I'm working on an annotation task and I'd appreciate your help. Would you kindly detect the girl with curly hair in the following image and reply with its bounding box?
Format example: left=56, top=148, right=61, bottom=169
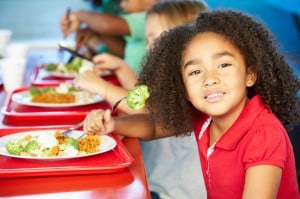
left=83, top=10, right=300, bottom=198
left=141, top=1, right=208, bottom=198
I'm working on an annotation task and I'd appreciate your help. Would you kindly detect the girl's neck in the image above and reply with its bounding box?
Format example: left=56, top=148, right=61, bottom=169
left=209, top=98, right=249, bottom=146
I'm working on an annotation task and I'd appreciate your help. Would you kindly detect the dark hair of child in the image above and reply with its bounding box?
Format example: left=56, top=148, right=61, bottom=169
left=138, top=10, right=300, bottom=136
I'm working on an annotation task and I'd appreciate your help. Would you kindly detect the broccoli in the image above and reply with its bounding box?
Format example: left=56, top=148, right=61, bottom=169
left=44, top=63, right=57, bottom=71
left=68, top=86, right=78, bottom=92
left=24, top=140, right=40, bottom=156
left=66, top=137, right=79, bottom=149
left=5, top=138, right=24, bottom=155
left=29, top=87, right=55, bottom=97
left=41, top=87, right=55, bottom=94
left=60, top=137, right=78, bottom=150
left=71, top=57, right=82, bottom=66
left=66, top=57, right=82, bottom=72
left=29, top=87, right=42, bottom=96
left=127, top=84, right=150, bottom=110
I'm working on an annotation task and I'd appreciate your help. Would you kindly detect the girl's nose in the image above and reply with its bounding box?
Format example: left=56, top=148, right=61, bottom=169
left=204, top=80, right=218, bottom=87
left=204, top=72, right=219, bottom=87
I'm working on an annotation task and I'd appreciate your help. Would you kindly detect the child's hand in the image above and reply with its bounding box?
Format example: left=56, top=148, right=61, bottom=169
left=92, top=53, right=124, bottom=75
left=83, top=109, right=115, bottom=135
left=75, top=28, right=98, bottom=50
left=74, top=70, right=106, bottom=94
left=60, top=12, right=81, bottom=37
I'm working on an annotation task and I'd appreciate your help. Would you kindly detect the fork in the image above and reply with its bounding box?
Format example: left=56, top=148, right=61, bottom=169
left=61, top=121, right=84, bottom=136
left=111, top=97, right=126, bottom=113
left=62, top=96, right=126, bottom=137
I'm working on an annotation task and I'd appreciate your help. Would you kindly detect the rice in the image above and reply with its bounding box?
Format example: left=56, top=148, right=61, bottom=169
left=31, top=93, right=75, bottom=103
left=78, top=135, right=101, bottom=153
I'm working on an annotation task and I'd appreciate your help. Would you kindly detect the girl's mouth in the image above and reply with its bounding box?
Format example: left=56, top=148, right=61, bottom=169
left=204, top=92, right=226, bottom=103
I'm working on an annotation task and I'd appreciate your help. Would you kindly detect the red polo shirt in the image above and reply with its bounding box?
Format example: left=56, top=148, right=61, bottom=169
left=194, top=95, right=299, bottom=199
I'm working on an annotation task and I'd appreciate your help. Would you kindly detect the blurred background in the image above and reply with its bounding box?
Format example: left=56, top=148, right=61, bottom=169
left=0, top=0, right=299, bottom=70
left=0, top=0, right=89, bottom=47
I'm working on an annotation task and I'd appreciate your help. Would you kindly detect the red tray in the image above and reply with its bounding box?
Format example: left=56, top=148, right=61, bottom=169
left=0, top=134, right=134, bottom=178
left=30, top=65, right=121, bottom=86
left=1, top=88, right=115, bottom=126
left=30, top=65, right=74, bottom=86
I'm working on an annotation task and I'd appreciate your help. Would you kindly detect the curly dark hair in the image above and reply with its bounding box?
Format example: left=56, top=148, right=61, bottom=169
left=138, top=10, right=300, bottom=136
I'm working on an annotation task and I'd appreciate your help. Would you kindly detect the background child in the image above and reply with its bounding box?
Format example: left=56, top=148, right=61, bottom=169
left=74, top=0, right=208, bottom=114
left=83, top=10, right=300, bottom=198
left=60, top=0, right=158, bottom=73
left=78, top=0, right=124, bottom=57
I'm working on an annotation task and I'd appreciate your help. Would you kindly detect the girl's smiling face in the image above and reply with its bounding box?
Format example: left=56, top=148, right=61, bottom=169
left=181, top=32, right=256, bottom=120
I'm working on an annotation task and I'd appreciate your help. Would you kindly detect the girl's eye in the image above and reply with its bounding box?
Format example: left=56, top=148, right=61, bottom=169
left=219, top=63, right=231, bottom=68
left=189, top=70, right=201, bottom=76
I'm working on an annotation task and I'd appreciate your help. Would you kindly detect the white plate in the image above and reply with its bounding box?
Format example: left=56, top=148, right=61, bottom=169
left=0, top=130, right=117, bottom=160
left=11, top=90, right=103, bottom=108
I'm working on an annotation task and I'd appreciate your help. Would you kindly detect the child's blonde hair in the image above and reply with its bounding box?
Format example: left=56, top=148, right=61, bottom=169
left=147, top=1, right=208, bottom=29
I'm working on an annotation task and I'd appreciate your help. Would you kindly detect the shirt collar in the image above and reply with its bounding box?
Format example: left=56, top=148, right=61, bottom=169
left=196, top=95, right=267, bottom=150
left=215, top=95, right=267, bottom=150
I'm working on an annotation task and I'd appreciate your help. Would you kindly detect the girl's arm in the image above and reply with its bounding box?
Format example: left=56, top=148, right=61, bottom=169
left=242, top=165, right=282, bottom=199
left=83, top=109, right=173, bottom=140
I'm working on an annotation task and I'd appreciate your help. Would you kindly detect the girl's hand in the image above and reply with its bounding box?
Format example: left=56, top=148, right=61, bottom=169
left=83, top=109, right=115, bottom=135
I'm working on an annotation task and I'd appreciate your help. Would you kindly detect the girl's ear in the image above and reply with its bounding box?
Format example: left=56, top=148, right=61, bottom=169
left=246, top=66, right=257, bottom=87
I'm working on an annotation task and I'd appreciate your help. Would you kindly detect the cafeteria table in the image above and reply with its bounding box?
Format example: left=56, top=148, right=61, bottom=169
left=0, top=48, right=151, bottom=199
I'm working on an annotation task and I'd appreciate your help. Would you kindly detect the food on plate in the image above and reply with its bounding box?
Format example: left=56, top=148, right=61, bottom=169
left=127, top=84, right=150, bottom=110
left=78, top=135, right=100, bottom=154
left=29, top=83, right=96, bottom=104
left=31, top=93, right=75, bottom=103
left=5, top=130, right=102, bottom=157
left=43, top=57, right=93, bottom=75
left=44, top=57, right=82, bottom=73
left=5, top=137, right=24, bottom=155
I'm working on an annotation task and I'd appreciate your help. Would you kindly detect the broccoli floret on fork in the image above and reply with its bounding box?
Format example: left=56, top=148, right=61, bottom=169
left=126, top=84, right=150, bottom=111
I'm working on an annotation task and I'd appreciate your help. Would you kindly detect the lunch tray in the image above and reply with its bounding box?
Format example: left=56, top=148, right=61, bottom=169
left=0, top=134, right=134, bottom=178
left=1, top=87, right=114, bottom=126
left=30, top=65, right=121, bottom=86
